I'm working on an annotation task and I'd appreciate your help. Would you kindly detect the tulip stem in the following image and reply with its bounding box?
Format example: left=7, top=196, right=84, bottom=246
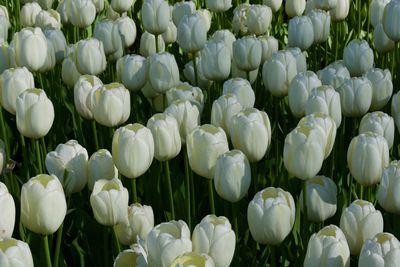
left=155, top=34, right=159, bottom=53
left=208, top=179, right=215, bottom=214
left=359, top=184, right=364, bottom=200
left=231, top=202, right=238, bottom=239
left=33, top=138, right=43, bottom=173
left=192, top=53, right=199, bottom=86
left=302, top=181, right=308, bottom=240
left=91, top=120, right=99, bottom=151
left=184, top=148, right=191, bottom=229
left=131, top=178, right=138, bottom=203
left=0, top=107, right=10, bottom=160
left=43, top=235, right=52, bottom=267
left=53, top=223, right=64, bottom=267
left=112, top=227, right=122, bottom=253
left=165, top=160, right=175, bottom=220
left=246, top=71, right=250, bottom=83
left=270, top=245, right=277, bottom=266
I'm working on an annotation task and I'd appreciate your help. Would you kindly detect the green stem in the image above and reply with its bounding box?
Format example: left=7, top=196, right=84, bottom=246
left=358, top=0, right=362, bottom=38
left=92, top=120, right=99, bottom=151
left=232, top=202, right=238, bottom=239
left=53, top=223, right=64, bottom=267
left=246, top=71, right=250, bottom=83
left=131, top=178, right=138, bottom=203
left=43, top=235, right=52, bottom=267
left=155, top=34, right=159, bottom=53
left=184, top=148, right=191, bottom=229
left=359, top=184, right=364, bottom=200
left=34, top=139, right=43, bottom=173
left=208, top=179, right=215, bottom=214
left=20, top=133, right=29, bottom=180
left=165, top=160, right=175, bottom=220
left=252, top=162, right=258, bottom=195
left=112, top=227, right=122, bottom=253
left=303, top=181, right=308, bottom=240
left=271, top=245, right=277, bottom=266
left=189, top=158, right=196, bottom=225
left=72, top=238, right=85, bottom=267
left=192, top=53, right=199, bottom=86
left=0, top=108, right=10, bottom=160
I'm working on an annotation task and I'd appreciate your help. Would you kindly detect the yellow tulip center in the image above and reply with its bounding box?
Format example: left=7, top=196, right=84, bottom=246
left=173, top=254, right=206, bottom=266
left=101, top=181, right=120, bottom=191
left=261, top=188, right=278, bottom=200
left=318, top=226, right=337, bottom=237
left=309, top=176, right=325, bottom=186
left=0, top=239, right=17, bottom=251
left=125, top=123, right=144, bottom=132
left=376, top=233, right=391, bottom=244
left=32, top=174, right=53, bottom=187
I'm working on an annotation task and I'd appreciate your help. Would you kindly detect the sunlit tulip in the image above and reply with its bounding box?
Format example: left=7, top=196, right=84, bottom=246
left=308, top=9, right=330, bottom=43
left=75, top=38, right=107, bottom=75
left=35, top=9, right=61, bottom=30
left=139, top=31, right=165, bottom=57
left=285, top=0, right=306, bottom=17
left=73, top=75, right=102, bottom=120
left=369, top=0, right=390, bottom=28
left=337, top=77, right=372, bottom=117
left=88, top=149, right=118, bottom=191
left=383, top=0, right=400, bottom=41
left=162, top=21, right=177, bottom=45
left=330, top=0, right=350, bottom=21
left=111, top=0, right=134, bottom=13
left=20, top=3, right=42, bottom=27
left=141, top=0, right=170, bottom=35
left=222, top=78, right=255, bottom=108
left=304, top=225, right=350, bottom=267
left=288, top=16, right=314, bottom=51
left=37, top=39, right=56, bottom=73
left=196, top=9, right=212, bottom=32
left=374, top=23, right=395, bottom=53
left=211, top=94, right=243, bottom=136
left=206, top=0, right=231, bottom=12
left=315, top=0, right=337, bottom=10
left=177, top=13, right=207, bottom=53
left=343, top=39, right=374, bottom=76
left=248, top=187, right=295, bottom=245
left=166, top=82, right=204, bottom=112
left=364, top=68, right=393, bottom=111
left=172, top=1, right=196, bottom=26
left=377, top=160, right=400, bottom=214
left=232, top=35, right=262, bottom=72
left=112, top=123, right=155, bottom=179
left=171, top=252, right=215, bottom=267
left=147, top=52, right=180, bottom=93
left=232, top=5, right=248, bottom=35
left=0, top=182, right=15, bottom=238
left=259, top=35, right=279, bottom=64
left=67, top=0, right=96, bottom=28
left=0, top=238, right=34, bottom=267
left=201, top=41, right=231, bottom=81
left=61, top=51, right=81, bottom=87
left=21, top=174, right=67, bottom=235
left=340, top=200, right=384, bottom=255
left=115, top=16, right=137, bottom=49
left=116, top=55, right=147, bottom=92
left=359, top=112, right=394, bottom=149
left=359, top=232, right=400, bottom=267
left=114, top=244, right=148, bottom=267
left=286, top=47, right=307, bottom=73
left=210, top=29, right=236, bottom=58
left=246, top=5, right=272, bottom=36
left=318, top=60, right=350, bottom=89
left=263, top=0, right=282, bottom=12
left=45, top=140, right=88, bottom=195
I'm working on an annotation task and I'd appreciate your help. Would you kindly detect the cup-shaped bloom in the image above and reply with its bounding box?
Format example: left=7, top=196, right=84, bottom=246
left=285, top=0, right=306, bottom=17
left=232, top=35, right=262, bottom=72
left=115, top=16, right=137, bottom=49
left=34, top=9, right=61, bottom=30
left=246, top=5, right=272, bottom=36
left=370, top=0, right=390, bottom=28
left=147, top=220, right=192, bottom=267
left=147, top=52, right=180, bottom=93
left=201, top=41, right=231, bottom=81
left=337, top=77, right=373, bottom=117
left=286, top=47, right=307, bottom=73
left=288, top=71, right=322, bottom=118
left=259, top=35, right=279, bottom=64
left=90, top=178, right=128, bottom=226
left=114, top=244, right=148, bottom=267
left=21, top=174, right=67, bottom=235
left=166, top=82, right=204, bottom=113
left=283, top=124, right=325, bottom=180
left=288, top=16, right=314, bottom=51
left=147, top=113, right=181, bottom=161
left=165, top=100, right=200, bottom=144
left=16, top=89, right=54, bottom=139
left=37, top=39, right=56, bottom=73
left=299, top=176, right=337, bottom=222
left=177, top=13, right=207, bottom=53
left=374, top=23, right=395, bottom=53
left=214, top=150, right=251, bottom=202
left=45, top=140, right=88, bottom=195
left=0, top=238, right=34, bottom=267
left=222, top=78, right=255, bottom=108
left=306, top=85, right=342, bottom=127
left=211, top=94, right=243, bottom=136
left=0, top=183, right=15, bottom=239
left=231, top=4, right=247, bottom=35
left=343, top=39, right=374, bottom=77
left=61, top=54, right=81, bottom=87
left=87, top=149, right=118, bottom=191
left=171, top=252, right=215, bottom=267
left=378, top=161, right=400, bottom=214
left=162, top=21, right=177, bottom=45
left=88, top=83, right=130, bottom=127
left=318, top=60, right=350, bottom=89
left=139, top=31, right=165, bottom=57
left=348, top=132, right=389, bottom=186
left=73, top=75, right=102, bottom=120
left=206, top=0, right=231, bottom=12
left=183, top=56, right=213, bottom=90
left=94, top=19, right=123, bottom=57
left=186, top=124, right=229, bottom=179
left=196, top=9, right=212, bottom=32
left=66, top=0, right=96, bottom=28
left=211, top=29, right=236, bottom=58
left=112, top=123, right=155, bottom=178
left=44, top=28, right=67, bottom=63
left=172, top=1, right=196, bottom=26
left=0, top=67, right=34, bottom=115
left=364, top=68, right=393, bottom=111
left=304, top=225, right=350, bottom=267
left=192, top=215, right=235, bottom=267
left=11, top=27, right=48, bottom=72
left=308, top=9, right=330, bottom=43
left=20, top=2, right=42, bottom=27
left=248, top=187, right=295, bottom=245
left=111, top=0, right=134, bottom=13
left=141, top=0, right=170, bottom=35
left=229, top=108, right=271, bottom=162
left=340, top=200, right=384, bottom=255
left=383, top=0, right=400, bottom=42
left=263, top=50, right=297, bottom=97
left=359, top=232, right=400, bottom=267
left=330, top=0, right=350, bottom=21
left=263, top=0, right=282, bottom=12
left=115, top=203, right=154, bottom=245
left=359, top=112, right=394, bottom=149
left=75, top=38, right=107, bottom=75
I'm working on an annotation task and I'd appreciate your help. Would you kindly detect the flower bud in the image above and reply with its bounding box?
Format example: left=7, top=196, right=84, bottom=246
left=318, top=60, right=350, bottom=89
left=35, top=9, right=61, bottom=30
left=206, top=0, right=231, bottom=12
left=44, top=28, right=67, bottom=63
left=177, top=13, right=207, bottom=53
left=74, top=75, right=103, bottom=120
left=337, top=77, right=372, bottom=117
left=359, top=112, right=394, bottom=149
left=116, top=16, right=137, bottom=49
left=246, top=5, right=272, bottom=36
left=377, top=160, right=400, bottom=214
left=211, top=29, right=236, bottom=58
left=286, top=47, right=307, bottom=73
left=259, top=35, right=279, bottom=64
left=359, top=232, right=400, bottom=267
left=20, top=3, right=42, bottom=27
left=364, top=68, right=393, bottom=111
left=343, top=39, right=374, bottom=76
left=374, top=23, right=395, bottom=53
left=147, top=52, right=180, bottom=93
left=248, top=187, right=296, bottom=245
left=116, top=55, right=147, bottom=92
left=94, top=19, right=123, bottom=57
left=139, top=31, right=165, bottom=57
left=111, top=0, right=134, bottom=13
left=172, top=1, right=196, bottom=26
left=62, top=54, right=81, bottom=87
left=201, top=41, right=231, bottom=81
left=288, top=16, right=314, bottom=51
left=162, top=21, right=177, bottom=45
left=0, top=182, right=15, bottom=238
left=369, top=0, right=390, bottom=28
left=383, top=0, right=400, bottom=41
left=211, top=94, right=243, bottom=136
left=141, top=0, right=170, bottom=35
left=308, top=9, right=330, bottom=43
left=171, top=252, right=215, bottom=267
left=222, top=78, right=255, bottom=108
left=233, top=35, right=262, bottom=72
left=88, top=149, right=118, bottom=191
left=67, top=0, right=96, bottom=28
left=285, top=0, right=306, bottom=17
left=330, top=0, right=350, bottom=21
left=75, top=38, right=107, bottom=75
left=263, top=0, right=282, bottom=12
left=166, top=82, right=204, bottom=112
left=0, top=238, right=34, bottom=267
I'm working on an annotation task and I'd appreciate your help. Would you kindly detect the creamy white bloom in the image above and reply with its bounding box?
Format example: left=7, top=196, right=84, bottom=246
left=263, top=0, right=282, bottom=12
left=211, top=94, right=243, bottom=137
left=288, top=16, right=314, bottom=50
left=369, top=0, right=390, bottom=28
left=111, top=0, right=134, bottom=13
left=359, top=232, right=400, bottom=267
left=0, top=182, right=15, bottom=239
left=308, top=9, right=331, bottom=43
left=116, top=55, right=147, bottom=92
left=74, top=75, right=103, bottom=120
left=211, top=29, right=236, bottom=58
left=66, top=0, right=96, bottom=28
left=343, top=39, right=374, bottom=77
left=172, top=1, right=196, bottom=26
left=337, top=77, right=373, bottom=117
left=0, top=238, right=34, bottom=267
left=330, top=0, right=350, bottom=21
left=75, top=38, right=107, bottom=75
left=364, top=68, right=393, bottom=111
left=171, top=252, right=215, bottom=267
left=35, top=9, right=61, bottom=30
left=206, top=0, right=231, bottom=12
left=113, top=244, right=148, bottom=267
left=378, top=161, right=400, bottom=214
left=318, top=60, right=351, bottom=89
left=44, top=28, right=67, bottom=63
left=285, top=0, right=306, bottom=17
left=201, top=41, right=231, bottom=81
left=166, top=82, right=204, bottom=113
left=374, top=23, right=395, bottom=53
left=232, top=35, right=262, bottom=72
left=222, top=78, right=255, bottom=108
left=246, top=5, right=272, bottom=36
left=259, top=35, right=279, bottom=64
left=177, top=13, right=207, bottom=53
left=147, top=52, right=180, bottom=93
left=162, top=21, right=177, bottom=45
left=383, top=0, right=400, bottom=41
left=359, top=112, right=394, bottom=148
left=139, top=31, right=165, bottom=57
left=88, top=149, right=118, bottom=191
left=20, top=3, right=42, bottom=27
left=141, top=0, right=170, bottom=35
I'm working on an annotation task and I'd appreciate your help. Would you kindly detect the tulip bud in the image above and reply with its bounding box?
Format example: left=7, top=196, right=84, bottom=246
left=147, top=220, right=192, bottom=267
left=165, top=100, right=200, bottom=144
left=0, top=67, right=34, bottom=115
left=112, top=123, right=155, bottom=178
left=37, top=39, right=56, bottom=73
left=116, top=55, right=147, bottom=92
left=232, top=35, right=262, bottom=72
left=201, top=41, right=231, bottom=81
left=87, top=149, right=118, bottom=191
left=308, top=9, right=331, bottom=43
left=259, top=35, right=279, bottom=64
left=214, top=150, right=251, bottom=203
left=343, top=39, right=374, bottom=76
left=262, top=0, right=282, bottom=12
left=369, top=0, right=390, bottom=28
left=115, top=203, right=154, bottom=245
left=330, top=0, right=350, bottom=21
left=67, top=0, right=96, bottom=28
left=177, top=13, right=207, bottom=53
left=318, top=60, right=350, bottom=89
left=285, top=0, right=306, bottom=17
left=171, top=252, right=215, bottom=267
left=364, top=68, right=393, bottom=111
left=246, top=5, right=272, bottom=36
left=56, top=0, right=69, bottom=24
left=0, top=43, right=14, bottom=75
left=192, top=215, right=235, bottom=267
left=88, top=83, right=130, bottom=127
left=377, top=161, right=400, bottom=214
left=111, top=0, right=134, bottom=13
left=263, top=50, right=297, bottom=97
left=230, top=108, right=271, bottom=162
left=337, top=77, right=373, bottom=117
left=195, top=9, right=211, bottom=32
left=340, top=200, right=384, bottom=255
left=348, top=132, right=389, bottom=186
left=288, top=16, right=314, bottom=51
left=206, top=0, right=231, bottom=12
left=44, top=28, right=67, bottom=63
left=359, top=232, right=400, bottom=267
left=286, top=47, right=307, bottom=73
left=114, top=244, right=148, bottom=267
left=94, top=19, right=123, bottom=57
left=73, top=75, right=102, bottom=120
left=75, top=38, right=107, bottom=75
left=315, top=0, right=337, bottom=10
left=374, top=23, right=395, bottom=53
left=141, top=0, right=170, bottom=35
left=248, top=187, right=295, bottom=245
left=304, top=225, right=350, bottom=267
left=383, top=0, right=400, bottom=41
left=299, top=176, right=337, bottom=222
left=305, top=85, right=342, bottom=127
left=222, top=78, right=255, bottom=108
left=0, top=238, right=34, bottom=267
left=90, top=178, right=129, bottom=226
left=162, top=21, right=177, bottom=45
left=172, top=1, right=196, bottom=26
left=166, top=82, right=204, bottom=112
left=21, top=174, right=67, bottom=235
left=139, top=31, right=165, bottom=57
left=186, top=124, right=229, bottom=179
left=288, top=71, right=322, bottom=118
left=211, top=30, right=236, bottom=58
left=211, top=94, right=243, bottom=136
left=62, top=55, right=81, bottom=87
left=16, top=89, right=54, bottom=139
left=0, top=182, right=15, bottom=238
left=147, top=52, right=180, bottom=93
left=115, top=16, right=137, bottom=49
left=20, top=3, right=42, bottom=27
left=45, top=140, right=89, bottom=195
left=359, top=112, right=394, bottom=149
left=35, top=9, right=61, bottom=30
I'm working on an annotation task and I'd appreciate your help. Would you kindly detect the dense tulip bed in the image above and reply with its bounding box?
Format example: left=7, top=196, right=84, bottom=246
left=1, top=0, right=400, bottom=266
